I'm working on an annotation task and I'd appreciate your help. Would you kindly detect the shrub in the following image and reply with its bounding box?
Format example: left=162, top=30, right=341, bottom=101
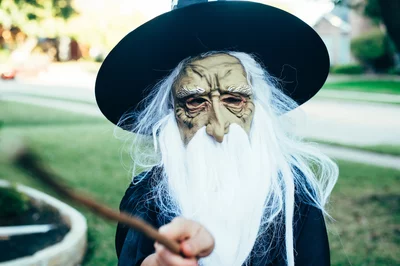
left=330, top=64, right=364, bottom=74
left=0, top=186, right=29, bottom=218
left=387, top=67, right=400, bottom=75
left=351, top=29, right=393, bottom=70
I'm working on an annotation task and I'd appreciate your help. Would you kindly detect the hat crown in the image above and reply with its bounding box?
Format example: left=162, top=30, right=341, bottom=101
left=172, top=0, right=227, bottom=10
left=96, top=0, right=330, bottom=128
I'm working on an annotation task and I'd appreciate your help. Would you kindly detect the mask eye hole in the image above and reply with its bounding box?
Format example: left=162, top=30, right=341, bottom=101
left=186, top=97, right=207, bottom=108
left=221, top=95, right=244, bottom=106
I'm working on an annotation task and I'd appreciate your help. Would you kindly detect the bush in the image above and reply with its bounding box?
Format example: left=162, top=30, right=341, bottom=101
left=330, top=64, right=365, bottom=74
left=351, top=29, right=393, bottom=70
left=0, top=186, right=29, bottom=218
left=388, top=67, right=400, bottom=75
left=351, top=30, right=387, bottom=61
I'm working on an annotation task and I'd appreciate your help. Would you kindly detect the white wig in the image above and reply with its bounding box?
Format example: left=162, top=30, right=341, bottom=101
left=116, top=51, right=338, bottom=265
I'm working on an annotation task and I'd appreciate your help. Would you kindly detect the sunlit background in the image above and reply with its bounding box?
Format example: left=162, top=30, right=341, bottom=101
left=0, top=0, right=399, bottom=265
left=1, top=0, right=336, bottom=64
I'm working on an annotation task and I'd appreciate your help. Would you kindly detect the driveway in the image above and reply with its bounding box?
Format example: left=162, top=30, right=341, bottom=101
left=289, top=98, right=400, bottom=145
left=2, top=79, right=400, bottom=146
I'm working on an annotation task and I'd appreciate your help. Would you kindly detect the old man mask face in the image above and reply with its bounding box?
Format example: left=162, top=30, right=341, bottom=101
left=173, top=54, right=255, bottom=144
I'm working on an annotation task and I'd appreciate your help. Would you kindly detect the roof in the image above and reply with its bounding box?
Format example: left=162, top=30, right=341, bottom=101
left=314, top=12, right=351, bottom=33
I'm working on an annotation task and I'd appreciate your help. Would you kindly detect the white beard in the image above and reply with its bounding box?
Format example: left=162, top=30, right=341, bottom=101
left=158, top=112, right=273, bottom=266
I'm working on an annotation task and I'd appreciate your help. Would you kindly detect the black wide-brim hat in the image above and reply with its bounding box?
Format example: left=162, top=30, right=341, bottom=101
left=95, top=0, right=329, bottom=128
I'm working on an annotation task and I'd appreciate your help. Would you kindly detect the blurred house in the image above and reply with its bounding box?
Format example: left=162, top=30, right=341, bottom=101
left=313, top=6, right=354, bottom=66
left=261, top=0, right=353, bottom=67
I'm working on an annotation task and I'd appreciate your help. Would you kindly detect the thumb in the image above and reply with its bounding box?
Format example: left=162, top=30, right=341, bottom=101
left=181, top=226, right=215, bottom=258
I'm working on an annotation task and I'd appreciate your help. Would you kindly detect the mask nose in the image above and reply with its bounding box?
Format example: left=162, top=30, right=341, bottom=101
left=206, top=98, right=230, bottom=143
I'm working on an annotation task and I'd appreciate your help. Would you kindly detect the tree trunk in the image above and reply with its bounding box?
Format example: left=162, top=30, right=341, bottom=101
left=378, top=0, right=400, bottom=51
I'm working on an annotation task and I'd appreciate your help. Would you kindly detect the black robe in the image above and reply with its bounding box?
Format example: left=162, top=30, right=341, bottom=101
left=115, top=169, right=330, bottom=266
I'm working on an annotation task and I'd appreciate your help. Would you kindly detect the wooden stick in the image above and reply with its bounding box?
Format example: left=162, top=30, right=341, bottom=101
left=10, top=146, right=181, bottom=255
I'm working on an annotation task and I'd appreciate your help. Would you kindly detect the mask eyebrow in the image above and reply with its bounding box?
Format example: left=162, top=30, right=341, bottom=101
left=227, top=84, right=253, bottom=96
left=176, top=86, right=206, bottom=99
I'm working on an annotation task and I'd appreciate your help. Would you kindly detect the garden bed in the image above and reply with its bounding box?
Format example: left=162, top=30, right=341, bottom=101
left=0, top=180, right=87, bottom=266
left=0, top=191, right=70, bottom=262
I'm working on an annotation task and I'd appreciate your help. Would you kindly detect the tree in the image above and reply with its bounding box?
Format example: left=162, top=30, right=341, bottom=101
left=0, top=0, right=76, bottom=21
left=334, top=0, right=400, bottom=70
left=0, top=0, right=77, bottom=35
left=377, top=0, right=400, bottom=53
left=335, top=0, right=399, bottom=49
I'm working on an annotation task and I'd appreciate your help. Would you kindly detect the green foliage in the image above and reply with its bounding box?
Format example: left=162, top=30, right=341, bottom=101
left=333, top=0, right=381, bottom=22
left=1, top=0, right=77, bottom=21
left=51, top=0, right=76, bottom=20
left=388, top=67, right=400, bottom=75
left=0, top=0, right=77, bottom=36
left=0, top=186, right=29, bottom=218
left=364, top=0, right=381, bottom=23
left=351, top=30, right=387, bottom=60
left=330, top=64, right=364, bottom=74
left=351, top=30, right=394, bottom=70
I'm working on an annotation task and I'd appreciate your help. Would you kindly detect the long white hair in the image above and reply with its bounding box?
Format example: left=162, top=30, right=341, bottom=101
left=116, top=51, right=338, bottom=265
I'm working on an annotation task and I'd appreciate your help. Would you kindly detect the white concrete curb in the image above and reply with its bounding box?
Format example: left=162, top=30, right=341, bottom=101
left=0, top=180, right=87, bottom=266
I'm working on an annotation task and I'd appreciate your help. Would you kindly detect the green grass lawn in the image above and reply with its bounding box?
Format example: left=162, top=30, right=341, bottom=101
left=327, top=161, right=400, bottom=265
left=0, top=101, right=103, bottom=128
left=308, top=138, right=400, bottom=157
left=1, top=101, right=399, bottom=265
left=323, top=80, right=400, bottom=95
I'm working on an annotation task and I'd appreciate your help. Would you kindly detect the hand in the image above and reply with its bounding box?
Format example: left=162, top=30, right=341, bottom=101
left=142, top=217, right=215, bottom=266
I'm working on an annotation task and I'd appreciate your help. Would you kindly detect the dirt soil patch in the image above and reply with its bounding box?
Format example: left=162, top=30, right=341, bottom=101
left=0, top=199, right=70, bottom=262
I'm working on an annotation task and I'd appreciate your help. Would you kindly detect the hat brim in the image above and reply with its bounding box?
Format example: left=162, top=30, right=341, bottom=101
left=95, top=1, right=329, bottom=128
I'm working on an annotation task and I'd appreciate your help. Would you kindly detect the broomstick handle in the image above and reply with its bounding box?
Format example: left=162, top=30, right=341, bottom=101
left=11, top=147, right=181, bottom=255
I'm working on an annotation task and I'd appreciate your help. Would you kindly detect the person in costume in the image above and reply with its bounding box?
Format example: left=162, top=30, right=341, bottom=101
left=95, top=1, right=339, bottom=265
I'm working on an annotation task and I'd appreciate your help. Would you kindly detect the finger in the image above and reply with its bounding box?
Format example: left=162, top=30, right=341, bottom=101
left=180, top=226, right=215, bottom=258
left=159, top=217, right=198, bottom=241
left=155, top=243, right=198, bottom=266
